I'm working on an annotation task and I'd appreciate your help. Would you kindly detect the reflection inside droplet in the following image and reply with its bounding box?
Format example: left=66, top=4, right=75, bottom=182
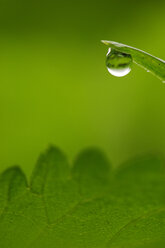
left=106, top=48, right=132, bottom=77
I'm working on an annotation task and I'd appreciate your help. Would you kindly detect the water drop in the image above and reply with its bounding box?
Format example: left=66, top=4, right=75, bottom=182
left=106, top=48, right=132, bottom=77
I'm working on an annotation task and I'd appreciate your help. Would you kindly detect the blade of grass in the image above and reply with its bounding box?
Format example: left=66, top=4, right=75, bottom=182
left=101, top=40, right=165, bottom=81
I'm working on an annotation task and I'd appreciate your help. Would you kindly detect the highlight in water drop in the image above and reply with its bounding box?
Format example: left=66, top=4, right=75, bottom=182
left=106, top=48, right=132, bottom=77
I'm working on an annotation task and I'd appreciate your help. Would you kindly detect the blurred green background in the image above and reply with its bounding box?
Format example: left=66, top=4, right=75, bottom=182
left=0, top=0, right=165, bottom=176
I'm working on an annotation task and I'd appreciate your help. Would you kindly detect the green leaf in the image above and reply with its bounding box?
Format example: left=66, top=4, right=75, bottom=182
left=101, top=40, right=165, bottom=81
left=0, top=146, right=165, bottom=248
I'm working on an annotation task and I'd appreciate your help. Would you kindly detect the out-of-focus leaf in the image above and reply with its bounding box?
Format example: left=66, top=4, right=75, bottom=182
left=0, top=146, right=165, bottom=248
